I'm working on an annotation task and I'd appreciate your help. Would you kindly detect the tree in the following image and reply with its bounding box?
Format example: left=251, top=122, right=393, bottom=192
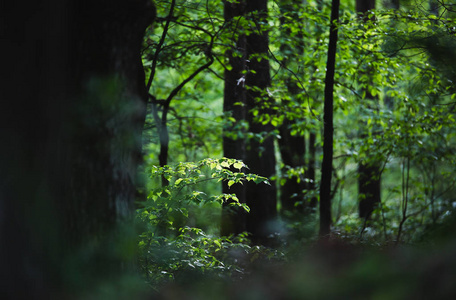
left=144, top=0, right=216, bottom=186
left=319, top=0, right=340, bottom=237
left=277, top=0, right=308, bottom=216
left=244, top=0, right=278, bottom=243
left=220, top=0, right=278, bottom=241
left=355, top=0, right=383, bottom=223
left=221, top=0, right=248, bottom=236
left=0, top=0, right=155, bottom=297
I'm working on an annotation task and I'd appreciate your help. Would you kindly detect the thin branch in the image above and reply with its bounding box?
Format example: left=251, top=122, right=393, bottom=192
left=146, top=0, right=177, bottom=92
left=163, top=53, right=215, bottom=112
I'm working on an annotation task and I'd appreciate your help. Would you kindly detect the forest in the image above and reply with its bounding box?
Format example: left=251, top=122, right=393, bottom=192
left=2, top=0, right=456, bottom=298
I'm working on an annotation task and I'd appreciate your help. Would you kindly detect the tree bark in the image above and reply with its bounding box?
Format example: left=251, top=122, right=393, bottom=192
left=358, top=161, right=382, bottom=219
left=308, top=131, right=318, bottom=209
left=277, top=0, right=308, bottom=216
left=221, top=0, right=248, bottom=236
left=319, top=0, right=340, bottom=238
left=278, top=119, right=306, bottom=213
left=0, top=0, right=155, bottom=296
left=244, top=0, right=278, bottom=243
left=356, top=0, right=376, bottom=12
left=356, top=0, right=382, bottom=222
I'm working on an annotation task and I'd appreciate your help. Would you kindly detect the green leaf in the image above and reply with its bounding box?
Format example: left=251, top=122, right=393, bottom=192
left=221, top=160, right=231, bottom=168
left=253, top=177, right=268, bottom=185
left=233, top=162, right=244, bottom=170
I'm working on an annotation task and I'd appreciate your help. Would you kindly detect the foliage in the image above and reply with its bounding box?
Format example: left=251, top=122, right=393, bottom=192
left=138, top=0, right=456, bottom=294
left=136, top=157, right=281, bottom=287
left=142, top=0, right=226, bottom=165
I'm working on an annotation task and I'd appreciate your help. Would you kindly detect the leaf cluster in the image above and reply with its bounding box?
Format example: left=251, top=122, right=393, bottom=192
left=137, top=157, right=274, bottom=287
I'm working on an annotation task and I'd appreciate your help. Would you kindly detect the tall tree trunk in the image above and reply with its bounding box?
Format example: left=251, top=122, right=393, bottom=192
left=0, top=0, right=155, bottom=297
left=277, top=0, right=308, bottom=216
left=221, top=0, right=248, bottom=236
left=244, top=0, right=278, bottom=243
left=356, top=0, right=382, bottom=222
left=319, top=0, right=340, bottom=238
left=307, top=0, right=324, bottom=211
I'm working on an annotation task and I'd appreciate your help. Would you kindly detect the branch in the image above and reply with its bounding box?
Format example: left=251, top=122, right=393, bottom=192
left=163, top=41, right=215, bottom=114
left=146, top=0, right=177, bottom=92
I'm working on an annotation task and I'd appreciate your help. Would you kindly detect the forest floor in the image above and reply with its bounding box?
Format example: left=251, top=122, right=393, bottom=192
left=154, top=229, right=456, bottom=300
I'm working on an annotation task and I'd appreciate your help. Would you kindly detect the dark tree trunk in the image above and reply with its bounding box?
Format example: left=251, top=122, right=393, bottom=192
left=278, top=119, right=306, bottom=213
left=308, top=131, right=318, bottom=209
left=0, top=0, right=155, bottom=297
left=358, top=162, right=382, bottom=219
left=356, top=0, right=382, bottom=222
left=277, top=0, right=307, bottom=216
left=67, top=0, right=155, bottom=244
left=307, top=0, right=324, bottom=211
left=221, top=0, right=248, bottom=236
left=356, top=0, right=376, bottom=12
left=244, top=0, right=278, bottom=243
left=319, top=0, right=340, bottom=238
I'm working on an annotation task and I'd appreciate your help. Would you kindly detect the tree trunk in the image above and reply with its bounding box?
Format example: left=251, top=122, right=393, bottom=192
left=307, top=0, right=324, bottom=211
left=244, top=0, right=278, bottom=243
left=308, top=131, right=318, bottom=209
left=0, top=0, right=155, bottom=296
left=277, top=0, right=308, bottom=216
left=356, top=0, right=376, bottom=12
left=278, top=119, right=306, bottom=213
left=319, top=0, right=340, bottom=238
left=356, top=0, right=382, bottom=222
left=221, top=0, right=248, bottom=236
left=358, top=162, right=382, bottom=219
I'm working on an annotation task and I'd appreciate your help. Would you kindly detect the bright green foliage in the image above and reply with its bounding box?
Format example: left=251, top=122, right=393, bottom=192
left=325, top=7, right=456, bottom=242
left=246, top=1, right=456, bottom=243
left=142, top=158, right=267, bottom=217
left=137, top=158, right=277, bottom=286
left=142, top=0, right=227, bottom=163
